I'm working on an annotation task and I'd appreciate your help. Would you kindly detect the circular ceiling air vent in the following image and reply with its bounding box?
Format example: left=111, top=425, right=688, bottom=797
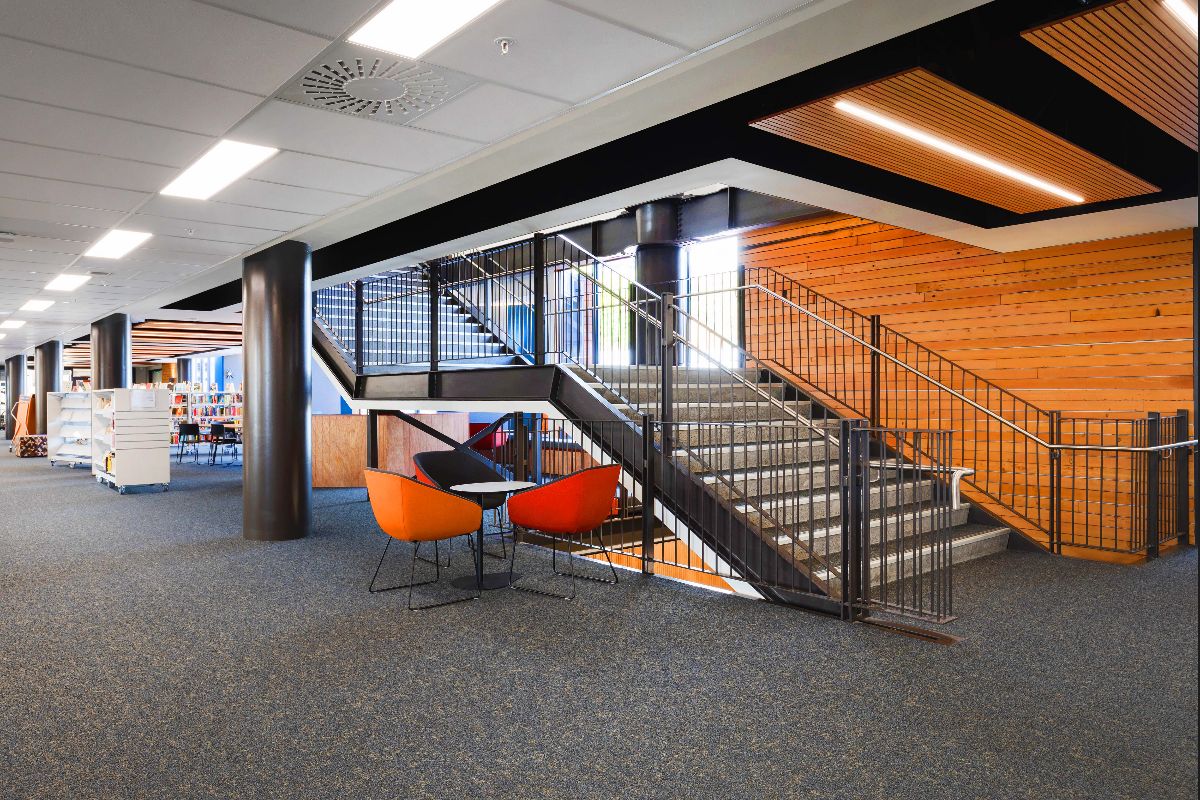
left=301, top=58, right=451, bottom=118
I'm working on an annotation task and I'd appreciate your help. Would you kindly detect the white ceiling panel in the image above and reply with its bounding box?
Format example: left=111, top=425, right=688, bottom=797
left=0, top=235, right=87, bottom=257
left=197, top=0, right=381, bottom=38
left=0, top=38, right=262, bottom=135
left=215, top=180, right=362, bottom=216
left=140, top=235, right=250, bottom=259
left=0, top=215, right=98, bottom=243
left=247, top=152, right=413, bottom=196
left=424, top=0, right=686, bottom=103
left=231, top=101, right=481, bottom=172
left=0, top=140, right=177, bottom=194
left=0, top=173, right=150, bottom=213
left=0, top=198, right=125, bottom=229
left=138, top=195, right=318, bottom=232
left=0, top=97, right=214, bottom=167
left=414, top=83, right=569, bottom=143
left=561, top=0, right=815, bottom=50
left=127, top=214, right=284, bottom=246
left=0, top=247, right=78, bottom=266
left=0, top=0, right=331, bottom=94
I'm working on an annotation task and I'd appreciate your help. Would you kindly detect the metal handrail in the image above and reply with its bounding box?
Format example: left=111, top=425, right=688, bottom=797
left=556, top=233, right=664, bottom=301
left=675, top=283, right=1199, bottom=455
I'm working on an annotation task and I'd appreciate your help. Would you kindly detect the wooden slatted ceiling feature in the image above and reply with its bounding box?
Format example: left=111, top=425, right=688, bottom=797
left=749, top=68, right=1159, bottom=213
left=62, top=320, right=242, bottom=369
left=1023, top=0, right=1198, bottom=150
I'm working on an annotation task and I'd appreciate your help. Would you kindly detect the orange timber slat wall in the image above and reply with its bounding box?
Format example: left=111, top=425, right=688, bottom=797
left=741, top=214, right=1194, bottom=555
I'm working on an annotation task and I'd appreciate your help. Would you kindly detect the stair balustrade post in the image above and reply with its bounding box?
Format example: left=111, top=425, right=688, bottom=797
left=660, top=293, right=675, bottom=458
left=641, top=413, right=656, bottom=576
left=353, top=279, right=364, bottom=374
left=838, top=418, right=867, bottom=621
left=428, top=264, right=440, bottom=372
left=1049, top=411, right=1062, bottom=554
left=513, top=413, right=526, bottom=482
left=533, top=233, right=546, bottom=365
left=1146, top=412, right=1161, bottom=559
left=1176, top=409, right=1191, bottom=546
left=869, top=315, right=881, bottom=427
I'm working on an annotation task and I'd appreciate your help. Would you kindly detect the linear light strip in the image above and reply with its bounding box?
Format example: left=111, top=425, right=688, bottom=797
left=349, top=0, right=505, bottom=59
left=833, top=99, right=1086, bottom=204
left=1164, top=0, right=1198, bottom=36
left=161, top=140, right=279, bottom=200
left=84, top=229, right=153, bottom=259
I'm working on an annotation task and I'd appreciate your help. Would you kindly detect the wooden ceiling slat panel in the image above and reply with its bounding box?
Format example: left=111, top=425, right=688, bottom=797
left=749, top=67, right=1160, bottom=213
left=63, top=319, right=243, bottom=369
left=1023, top=0, right=1198, bottom=150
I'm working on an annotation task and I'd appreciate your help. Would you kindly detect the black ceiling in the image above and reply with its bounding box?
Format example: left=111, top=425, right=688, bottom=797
left=171, top=0, right=1197, bottom=311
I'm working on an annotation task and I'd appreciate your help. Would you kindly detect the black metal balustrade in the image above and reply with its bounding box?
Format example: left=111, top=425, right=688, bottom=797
left=313, top=233, right=1196, bottom=558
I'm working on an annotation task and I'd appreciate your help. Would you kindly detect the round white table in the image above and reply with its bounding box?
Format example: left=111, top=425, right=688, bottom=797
left=450, top=480, right=535, bottom=590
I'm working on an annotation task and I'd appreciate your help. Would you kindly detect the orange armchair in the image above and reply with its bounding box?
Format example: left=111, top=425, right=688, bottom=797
left=365, top=468, right=483, bottom=610
left=507, top=465, right=622, bottom=600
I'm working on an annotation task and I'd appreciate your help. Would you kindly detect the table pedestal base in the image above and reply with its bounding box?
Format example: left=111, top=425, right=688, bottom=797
left=452, top=573, right=519, bottom=591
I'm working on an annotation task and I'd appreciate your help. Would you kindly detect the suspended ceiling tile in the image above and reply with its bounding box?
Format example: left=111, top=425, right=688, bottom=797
left=137, top=195, right=318, bottom=233
left=0, top=0, right=331, bottom=95
left=0, top=141, right=177, bottom=194
left=423, top=0, right=687, bottom=103
left=199, top=0, right=381, bottom=38
left=0, top=173, right=151, bottom=213
left=413, top=83, right=570, bottom=143
left=0, top=97, right=214, bottom=167
left=750, top=68, right=1160, bottom=213
left=0, top=38, right=262, bottom=136
left=247, top=152, right=413, bottom=196
left=564, top=0, right=817, bottom=50
left=215, top=180, right=363, bottom=216
left=127, top=214, right=285, bottom=247
left=0, top=197, right=125, bottom=230
left=231, top=100, right=481, bottom=172
left=1023, top=0, right=1198, bottom=150
left=0, top=215, right=98, bottom=244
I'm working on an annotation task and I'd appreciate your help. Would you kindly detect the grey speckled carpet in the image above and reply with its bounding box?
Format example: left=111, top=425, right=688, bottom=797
left=0, top=452, right=1195, bottom=800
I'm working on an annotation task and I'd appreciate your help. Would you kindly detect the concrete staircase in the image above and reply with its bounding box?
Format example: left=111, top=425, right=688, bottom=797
left=570, top=365, right=1009, bottom=591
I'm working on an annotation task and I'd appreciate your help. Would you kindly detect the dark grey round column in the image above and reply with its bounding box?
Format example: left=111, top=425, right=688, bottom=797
left=175, top=357, right=192, bottom=385
left=634, top=199, right=685, bottom=365
left=33, top=340, right=63, bottom=434
left=4, top=354, right=28, bottom=440
left=243, top=240, right=312, bottom=541
left=90, top=313, right=131, bottom=390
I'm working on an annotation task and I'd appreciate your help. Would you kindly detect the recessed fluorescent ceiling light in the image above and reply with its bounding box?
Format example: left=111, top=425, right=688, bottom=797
left=1165, top=0, right=1198, bottom=35
left=0, top=320, right=27, bottom=329
left=349, top=0, right=504, bottom=58
left=833, top=100, right=1085, bottom=204
left=0, top=333, right=6, bottom=340
left=19, top=299, right=54, bottom=312
left=44, top=274, right=91, bottom=292
left=84, top=229, right=153, bottom=259
left=161, top=140, right=279, bottom=200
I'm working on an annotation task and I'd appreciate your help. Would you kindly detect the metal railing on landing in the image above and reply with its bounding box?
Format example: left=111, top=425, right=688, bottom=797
left=475, top=415, right=956, bottom=623
left=673, top=268, right=1196, bottom=556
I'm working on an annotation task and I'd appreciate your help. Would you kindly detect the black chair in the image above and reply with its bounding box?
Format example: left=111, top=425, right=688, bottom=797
left=413, top=449, right=511, bottom=557
left=208, top=423, right=241, bottom=466
left=177, top=422, right=202, bottom=463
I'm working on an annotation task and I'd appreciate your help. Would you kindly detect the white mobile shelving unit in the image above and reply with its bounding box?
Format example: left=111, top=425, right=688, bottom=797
left=46, top=390, right=93, bottom=467
left=92, top=388, right=172, bottom=494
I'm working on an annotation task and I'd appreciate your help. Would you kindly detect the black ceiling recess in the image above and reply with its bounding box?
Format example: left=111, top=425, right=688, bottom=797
left=169, top=0, right=1196, bottom=311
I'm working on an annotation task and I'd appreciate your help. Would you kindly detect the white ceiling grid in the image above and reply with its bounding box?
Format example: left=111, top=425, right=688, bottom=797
left=0, top=0, right=837, bottom=357
left=0, top=0, right=838, bottom=356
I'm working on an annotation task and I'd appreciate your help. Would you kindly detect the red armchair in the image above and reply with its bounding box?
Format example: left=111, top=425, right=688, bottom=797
left=506, top=464, right=622, bottom=600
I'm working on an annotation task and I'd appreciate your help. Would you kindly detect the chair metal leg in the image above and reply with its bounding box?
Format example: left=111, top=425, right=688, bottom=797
left=554, top=537, right=620, bottom=586
left=369, top=537, right=479, bottom=609
left=510, top=530, right=578, bottom=601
